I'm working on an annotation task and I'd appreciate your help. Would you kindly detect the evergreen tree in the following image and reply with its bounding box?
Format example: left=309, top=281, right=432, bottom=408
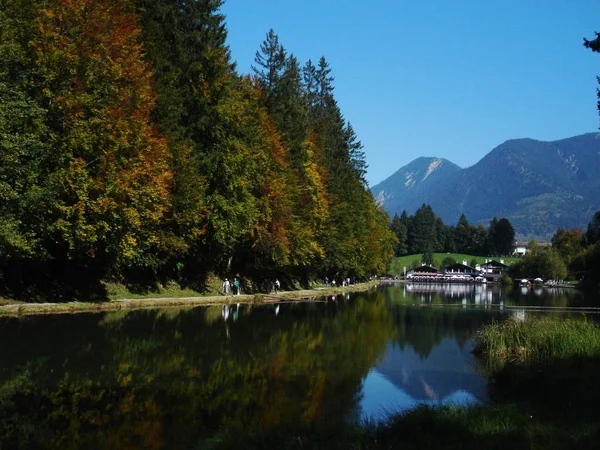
left=408, top=205, right=439, bottom=254
left=135, top=0, right=236, bottom=274
left=252, top=28, right=286, bottom=106
left=454, top=214, right=471, bottom=253
left=488, top=217, right=515, bottom=256
left=587, top=210, right=600, bottom=245
left=584, top=33, right=600, bottom=126
left=390, top=213, right=408, bottom=256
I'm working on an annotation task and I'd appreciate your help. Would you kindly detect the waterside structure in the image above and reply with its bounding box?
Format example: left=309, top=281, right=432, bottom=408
left=405, top=260, right=509, bottom=283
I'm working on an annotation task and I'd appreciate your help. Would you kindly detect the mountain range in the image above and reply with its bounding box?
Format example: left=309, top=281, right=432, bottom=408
left=371, top=133, right=600, bottom=239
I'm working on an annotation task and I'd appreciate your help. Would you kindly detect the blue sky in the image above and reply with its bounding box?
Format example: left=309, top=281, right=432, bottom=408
left=220, top=0, right=600, bottom=187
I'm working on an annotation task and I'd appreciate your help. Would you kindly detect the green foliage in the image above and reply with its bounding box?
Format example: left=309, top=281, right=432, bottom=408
left=408, top=204, right=439, bottom=254
left=551, top=227, right=586, bottom=265
left=487, top=217, right=515, bottom=256
left=584, top=33, right=600, bottom=123
left=510, top=246, right=567, bottom=280
left=422, top=251, right=434, bottom=265
left=586, top=210, right=600, bottom=245
left=441, top=256, right=456, bottom=267
left=0, top=3, right=395, bottom=298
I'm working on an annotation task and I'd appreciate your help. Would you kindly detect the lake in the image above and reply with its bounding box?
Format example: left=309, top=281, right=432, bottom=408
left=0, top=283, right=594, bottom=448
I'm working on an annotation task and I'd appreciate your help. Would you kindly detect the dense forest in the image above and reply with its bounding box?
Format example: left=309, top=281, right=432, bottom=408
left=389, top=205, right=516, bottom=258
left=390, top=204, right=600, bottom=287
left=0, top=0, right=396, bottom=300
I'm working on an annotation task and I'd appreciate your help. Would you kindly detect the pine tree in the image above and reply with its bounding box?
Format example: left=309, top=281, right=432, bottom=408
left=584, top=33, right=600, bottom=125
left=252, top=28, right=286, bottom=106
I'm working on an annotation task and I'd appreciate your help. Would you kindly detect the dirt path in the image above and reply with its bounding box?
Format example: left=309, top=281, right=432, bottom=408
left=0, top=282, right=377, bottom=317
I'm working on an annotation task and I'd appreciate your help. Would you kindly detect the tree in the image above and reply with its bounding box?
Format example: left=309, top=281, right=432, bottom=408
left=488, top=217, right=515, bottom=255
left=441, top=256, right=456, bottom=268
left=390, top=213, right=408, bottom=256
left=584, top=33, right=600, bottom=125
left=551, top=227, right=586, bottom=265
left=422, top=251, right=434, bottom=266
left=511, top=245, right=567, bottom=281
left=539, top=248, right=568, bottom=280
left=454, top=214, right=471, bottom=253
left=408, top=205, right=439, bottom=254
left=587, top=210, right=600, bottom=245
left=252, top=28, right=286, bottom=105
left=0, top=0, right=49, bottom=263
left=32, top=0, right=173, bottom=277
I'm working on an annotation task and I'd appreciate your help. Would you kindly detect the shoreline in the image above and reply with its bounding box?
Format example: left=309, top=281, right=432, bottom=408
left=0, top=281, right=378, bottom=317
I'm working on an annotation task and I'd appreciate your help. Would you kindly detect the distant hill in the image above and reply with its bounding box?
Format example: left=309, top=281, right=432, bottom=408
left=371, top=133, right=600, bottom=239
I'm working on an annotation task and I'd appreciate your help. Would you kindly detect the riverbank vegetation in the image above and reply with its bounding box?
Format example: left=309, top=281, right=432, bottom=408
left=474, top=316, right=600, bottom=364
left=0, top=0, right=395, bottom=303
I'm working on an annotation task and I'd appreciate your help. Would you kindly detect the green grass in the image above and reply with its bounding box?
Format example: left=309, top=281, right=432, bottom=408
left=473, top=316, right=600, bottom=364
left=389, top=253, right=521, bottom=274
left=104, top=273, right=224, bottom=300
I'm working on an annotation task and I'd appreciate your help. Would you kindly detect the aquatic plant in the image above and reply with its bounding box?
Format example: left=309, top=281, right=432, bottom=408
left=473, top=316, right=600, bottom=363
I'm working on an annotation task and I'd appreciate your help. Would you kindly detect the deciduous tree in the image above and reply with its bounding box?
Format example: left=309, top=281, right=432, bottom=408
left=32, top=0, right=173, bottom=275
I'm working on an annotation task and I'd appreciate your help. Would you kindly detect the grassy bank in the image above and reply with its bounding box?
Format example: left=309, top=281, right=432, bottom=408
left=0, top=281, right=378, bottom=317
left=389, top=253, right=520, bottom=275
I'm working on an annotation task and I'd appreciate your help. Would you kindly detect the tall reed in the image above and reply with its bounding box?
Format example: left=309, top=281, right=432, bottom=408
left=473, top=316, right=600, bottom=363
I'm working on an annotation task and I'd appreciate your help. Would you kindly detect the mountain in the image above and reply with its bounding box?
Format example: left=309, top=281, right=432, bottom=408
left=371, top=133, right=600, bottom=239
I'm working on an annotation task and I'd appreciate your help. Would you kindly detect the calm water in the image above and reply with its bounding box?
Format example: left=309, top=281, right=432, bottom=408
left=0, top=284, right=594, bottom=448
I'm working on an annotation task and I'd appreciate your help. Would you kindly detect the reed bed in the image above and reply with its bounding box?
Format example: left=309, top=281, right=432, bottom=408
left=473, top=316, right=600, bottom=363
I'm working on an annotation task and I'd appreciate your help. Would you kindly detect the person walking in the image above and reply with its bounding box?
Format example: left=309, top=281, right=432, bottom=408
left=234, top=277, right=241, bottom=296
left=274, top=278, right=280, bottom=294
left=223, top=278, right=231, bottom=296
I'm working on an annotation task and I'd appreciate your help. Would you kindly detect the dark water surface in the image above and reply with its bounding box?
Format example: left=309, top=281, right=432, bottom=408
left=0, top=284, right=594, bottom=448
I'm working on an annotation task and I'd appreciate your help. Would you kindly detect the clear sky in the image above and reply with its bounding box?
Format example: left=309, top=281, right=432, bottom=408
left=220, top=0, right=600, bottom=187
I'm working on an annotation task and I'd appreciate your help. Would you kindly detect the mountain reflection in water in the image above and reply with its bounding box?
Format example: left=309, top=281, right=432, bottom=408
left=360, top=338, right=486, bottom=421
left=0, top=286, right=530, bottom=447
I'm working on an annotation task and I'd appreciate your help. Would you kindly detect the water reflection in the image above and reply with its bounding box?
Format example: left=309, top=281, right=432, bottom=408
left=361, top=337, right=485, bottom=421
left=1, top=284, right=588, bottom=447
left=386, top=282, right=589, bottom=309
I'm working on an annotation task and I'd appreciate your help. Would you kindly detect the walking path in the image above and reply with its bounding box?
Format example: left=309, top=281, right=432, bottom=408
left=0, top=282, right=377, bottom=317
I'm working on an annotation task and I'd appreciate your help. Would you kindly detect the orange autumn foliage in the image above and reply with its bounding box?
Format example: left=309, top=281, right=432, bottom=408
left=32, top=0, right=172, bottom=268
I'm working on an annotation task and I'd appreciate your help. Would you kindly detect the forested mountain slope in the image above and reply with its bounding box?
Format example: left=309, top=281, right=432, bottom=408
left=372, top=133, right=600, bottom=239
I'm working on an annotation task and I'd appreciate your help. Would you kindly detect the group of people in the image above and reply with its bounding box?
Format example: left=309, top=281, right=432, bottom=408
left=223, top=276, right=281, bottom=296
left=225, top=274, right=356, bottom=296
left=222, top=276, right=241, bottom=296
left=324, top=276, right=352, bottom=288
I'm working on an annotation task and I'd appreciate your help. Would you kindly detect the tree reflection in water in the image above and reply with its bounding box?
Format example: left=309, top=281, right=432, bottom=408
left=0, top=292, right=395, bottom=448
left=2, top=284, right=571, bottom=448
